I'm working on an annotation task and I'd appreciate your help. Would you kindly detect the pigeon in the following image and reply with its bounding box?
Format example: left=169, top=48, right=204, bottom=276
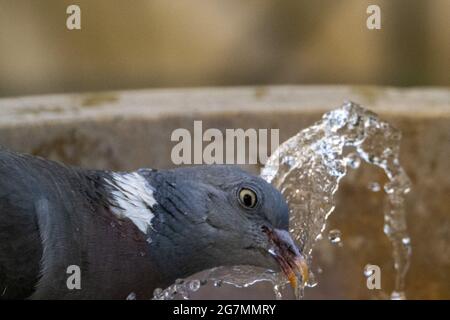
left=0, top=147, right=308, bottom=299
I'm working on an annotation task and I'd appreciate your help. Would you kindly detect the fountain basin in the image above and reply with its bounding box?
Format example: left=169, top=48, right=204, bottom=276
left=0, top=85, right=448, bottom=299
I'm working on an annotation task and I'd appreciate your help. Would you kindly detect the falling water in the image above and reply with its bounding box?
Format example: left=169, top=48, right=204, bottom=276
left=153, top=101, right=412, bottom=300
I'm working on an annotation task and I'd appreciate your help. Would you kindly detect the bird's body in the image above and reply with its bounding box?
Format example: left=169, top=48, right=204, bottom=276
left=0, top=148, right=307, bottom=300
left=0, top=149, right=154, bottom=299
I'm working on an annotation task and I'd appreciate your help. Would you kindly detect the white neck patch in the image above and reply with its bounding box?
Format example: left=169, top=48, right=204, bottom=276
left=106, top=171, right=157, bottom=234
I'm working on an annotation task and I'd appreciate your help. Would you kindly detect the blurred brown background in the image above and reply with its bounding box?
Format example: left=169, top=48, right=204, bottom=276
left=0, top=0, right=449, bottom=97
left=0, top=0, right=448, bottom=300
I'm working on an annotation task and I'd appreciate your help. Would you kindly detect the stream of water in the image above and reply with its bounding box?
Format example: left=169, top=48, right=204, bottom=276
left=153, top=101, right=412, bottom=300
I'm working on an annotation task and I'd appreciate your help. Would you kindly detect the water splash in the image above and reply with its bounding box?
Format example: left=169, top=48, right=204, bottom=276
left=153, top=266, right=285, bottom=300
left=261, top=101, right=412, bottom=298
left=154, top=101, right=411, bottom=300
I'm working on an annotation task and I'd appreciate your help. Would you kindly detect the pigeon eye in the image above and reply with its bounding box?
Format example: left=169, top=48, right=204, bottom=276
left=238, top=188, right=258, bottom=208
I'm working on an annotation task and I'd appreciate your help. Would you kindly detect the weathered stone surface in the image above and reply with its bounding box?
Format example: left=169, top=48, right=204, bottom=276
left=0, top=85, right=448, bottom=299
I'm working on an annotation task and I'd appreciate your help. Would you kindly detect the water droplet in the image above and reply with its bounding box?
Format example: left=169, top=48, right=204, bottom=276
left=384, top=182, right=395, bottom=194
left=153, top=288, right=162, bottom=297
left=126, top=292, right=136, bottom=300
left=169, top=285, right=177, bottom=295
left=146, top=237, right=152, bottom=244
left=368, top=182, right=381, bottom=192
left=163, top=290, right=172, bottom=299
left=306, top=271, right=318, bottom=288
left=188, top=280, right=201, bottom=292
left=328, top=229, right=342, bottom=245
left=402, top=237, right=411, bottom=245
left=383, top=224, right=392, bottom=235
left=391, top=291, right=406, bottom=300
left=273, top=285, right=283, bottom=300
left=363, top=265, right=374, bottom=277
left=346, top=153, right=361, bottom=169
left=177, top=285, right=190, bottom=300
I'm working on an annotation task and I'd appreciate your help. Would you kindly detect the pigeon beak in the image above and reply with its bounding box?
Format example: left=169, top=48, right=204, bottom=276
left=262, top=226, right=309, bottom=289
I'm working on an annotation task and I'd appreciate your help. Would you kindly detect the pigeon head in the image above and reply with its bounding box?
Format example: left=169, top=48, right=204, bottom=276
left=124, top=165, right=308, bottom=290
